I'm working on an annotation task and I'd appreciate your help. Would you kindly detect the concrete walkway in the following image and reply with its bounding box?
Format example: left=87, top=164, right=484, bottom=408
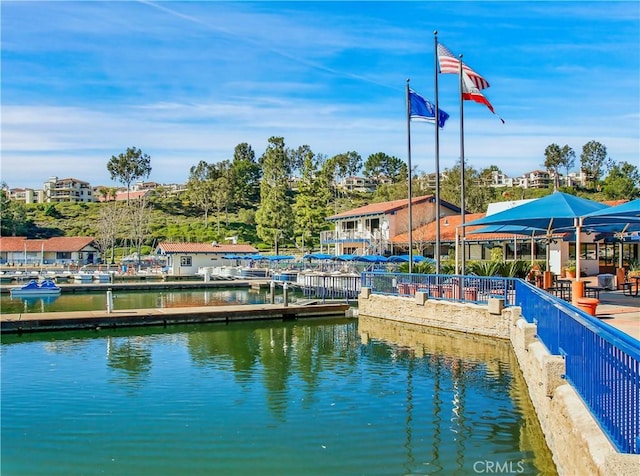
left=593, top=289, right=640, bottom=341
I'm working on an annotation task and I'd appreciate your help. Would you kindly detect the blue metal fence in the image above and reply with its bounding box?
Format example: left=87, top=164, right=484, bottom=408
left=361, top=271, right=639, bottom=454
left=360, top=271, right=517, bottom=306
left=515, top=279, right=640, bottom=454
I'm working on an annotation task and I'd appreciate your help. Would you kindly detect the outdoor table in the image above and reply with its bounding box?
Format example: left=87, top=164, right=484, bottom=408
left=549, top=279, right=572, bottom=301
left=625, top=276, right=640, bottom=297
left=584, top=286, right=603, bottom=299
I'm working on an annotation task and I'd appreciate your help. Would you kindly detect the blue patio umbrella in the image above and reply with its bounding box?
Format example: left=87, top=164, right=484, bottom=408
left=471, top=224, right=549, bottom=236
left=354, top=255, right=388, bottom=263
left=334, top=254, right=357, bottom=261
left=465, top=192, right=608, bottom=231
left=263, top=255, right=295, bottom=261
left=464, top=192, right=609, bottom=279
left=583, top=198, right=640, bottom=224
left=387, top=255, right=433, bottom=263
left=303, top=253, right=334, bottom=260
left=581, top=199, right=640, bottom=266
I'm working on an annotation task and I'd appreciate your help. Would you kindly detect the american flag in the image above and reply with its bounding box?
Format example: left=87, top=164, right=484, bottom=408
left=437, top=43, right=490, bottom=90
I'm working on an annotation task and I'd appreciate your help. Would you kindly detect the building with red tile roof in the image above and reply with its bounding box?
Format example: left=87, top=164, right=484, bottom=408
left=156, top=242, right=259, bottom=276
left=0, top=236, right=98, bottom=266
left=321, top=195, right=461, bottom=256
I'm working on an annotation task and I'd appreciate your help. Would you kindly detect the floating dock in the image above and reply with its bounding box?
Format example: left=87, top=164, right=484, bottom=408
left=0, top=302, right=351, bottom=334
left=0, top=279, right=266, bottom=294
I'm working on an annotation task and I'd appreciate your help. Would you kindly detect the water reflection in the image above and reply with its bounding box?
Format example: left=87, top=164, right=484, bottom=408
left=8, top=294, right=60, bottom=313
left=358, top=315, right=556, bottom=475
left=2, top=318, right=557, bottom=475
left=0, top=287, right=281, bottom=314
left=106, top=336, right=153, bottom=386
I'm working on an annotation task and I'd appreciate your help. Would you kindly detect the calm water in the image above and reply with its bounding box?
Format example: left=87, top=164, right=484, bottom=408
left=1, top=316, right=556, bottom=475
left=0, top=287, right=290, bottom=314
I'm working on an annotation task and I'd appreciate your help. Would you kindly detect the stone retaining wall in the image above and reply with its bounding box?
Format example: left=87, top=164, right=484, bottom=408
left=358, top=289, right=639, bottom=476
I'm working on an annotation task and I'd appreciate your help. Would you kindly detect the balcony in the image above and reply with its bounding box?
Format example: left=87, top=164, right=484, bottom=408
left=320, top=230, right=374, bottom=244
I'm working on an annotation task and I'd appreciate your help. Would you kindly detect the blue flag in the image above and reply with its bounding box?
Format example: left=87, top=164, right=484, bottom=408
left=409, top=89, right=449, bottom=128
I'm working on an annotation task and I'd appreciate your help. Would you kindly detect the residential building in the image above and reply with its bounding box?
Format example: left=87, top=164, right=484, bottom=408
left=321, top=195, right=461, bottom=256
left=337, top=176, right=394, bottom=193
left=8, top=188, right=44, bottom=204
left=42, top=176, right=97, bottom=203
left=156, top=242, right=259, bottom=276
left=338, top=176, right=377, bottom=193
left=488, top=171, right=516, bottom=188
left=519, top=170, right=550, bottom=189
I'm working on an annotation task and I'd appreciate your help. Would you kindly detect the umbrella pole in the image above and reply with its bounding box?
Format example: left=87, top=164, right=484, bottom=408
left=531, top=232, right=535, bottom=266
left=576, top=217, right=582, bottom=282
left=455, top=227, right=460, bottom=274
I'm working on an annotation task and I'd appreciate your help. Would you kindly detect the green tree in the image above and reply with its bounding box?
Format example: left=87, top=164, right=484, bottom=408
left=187, top=161, right=217, bottom=228
left=544, top=144, right=576, bottom=191
left=602, top=161, right=640, bottom=199
left=106, top=147, right=152, bottom=203
left=211, top=160, right=232, bottom=234
left=0, top=186, right=29, bottom=236
left=256, top=137, right=295, bottom=253
left=544, top=143, right=563, bottom=191
left=327, top=151, right=362, bottom=181
left=559, top=145, right=576, bottom=182
left=363, top=152, right=406, bottom=183
left=230, top=143, right=261, bottom=210
left=441, top=160, right=496, bottom=213
left=293, top=147, right=330, bottom=252
left=580, top=141, right=608, bottom=189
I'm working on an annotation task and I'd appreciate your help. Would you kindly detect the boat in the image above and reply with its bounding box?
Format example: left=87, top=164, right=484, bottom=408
left=10, top=279, right=61, bottom=297
left=73, top=272, right=93, bottom=283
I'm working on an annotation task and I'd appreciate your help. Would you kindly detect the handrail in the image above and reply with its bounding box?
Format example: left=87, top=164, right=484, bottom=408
left=360, top=271, right=517, bottom=306
left=516, top=278, right=639, bottom=454
left=361, top=271, right=639, bottom=454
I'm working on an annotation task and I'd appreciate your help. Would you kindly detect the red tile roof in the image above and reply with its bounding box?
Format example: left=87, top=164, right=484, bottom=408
left=393, top=213, right=485, bottom=243
left=0, top=236, right=95, bottom=252
left=327, top=195, right=459, bottom=220
left=392, top=213, right=560, bottom=244
left=156, top=242, right=258, bottom=254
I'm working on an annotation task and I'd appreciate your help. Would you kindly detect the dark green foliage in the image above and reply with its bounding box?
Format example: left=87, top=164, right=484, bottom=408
left=44, top=204, right=62, bottom=218
left=398, top=260, right=436, bottom=274
left=466, top=260, right=532, bottom=278
left=466, top=260, right=504, bottom=277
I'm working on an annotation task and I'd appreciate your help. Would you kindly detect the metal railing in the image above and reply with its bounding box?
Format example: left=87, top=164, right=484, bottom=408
left=320, top=230, right=373, bottom=244
left=360, top=271, right=517, bottom=306
left=515, top=279, right=639, bottom=454
left=362, top=272, right=639, bottom=454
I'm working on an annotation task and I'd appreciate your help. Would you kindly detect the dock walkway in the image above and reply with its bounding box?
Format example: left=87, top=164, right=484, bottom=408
left=0, top=303, right=351, bottom=334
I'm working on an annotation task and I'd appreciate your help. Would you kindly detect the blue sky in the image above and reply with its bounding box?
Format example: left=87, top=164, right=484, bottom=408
left=2, top=1, right=639, bottom=190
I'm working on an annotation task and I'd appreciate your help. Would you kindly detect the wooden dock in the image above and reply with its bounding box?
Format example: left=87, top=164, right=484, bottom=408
left=0, top=302, right=351, bottom=334
left=0, top=279, right=267, bottom=294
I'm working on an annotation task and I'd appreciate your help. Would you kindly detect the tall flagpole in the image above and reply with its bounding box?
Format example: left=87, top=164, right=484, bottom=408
left=434, top=31, right=441, bottom=275
left=406, top=79, right=414, bottom=273
left=459, top=54, right=466, bottom=276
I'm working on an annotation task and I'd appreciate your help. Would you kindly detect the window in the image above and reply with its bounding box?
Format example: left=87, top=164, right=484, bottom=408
left=365, top=218, right=380, bottom=231
left=180, top=256, right=192, bottom=267
left=568, top=243, right=597, bottom=260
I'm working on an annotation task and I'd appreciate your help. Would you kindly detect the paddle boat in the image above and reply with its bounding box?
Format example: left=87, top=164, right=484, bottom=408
left=10, top=279, right=61, bottom=297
